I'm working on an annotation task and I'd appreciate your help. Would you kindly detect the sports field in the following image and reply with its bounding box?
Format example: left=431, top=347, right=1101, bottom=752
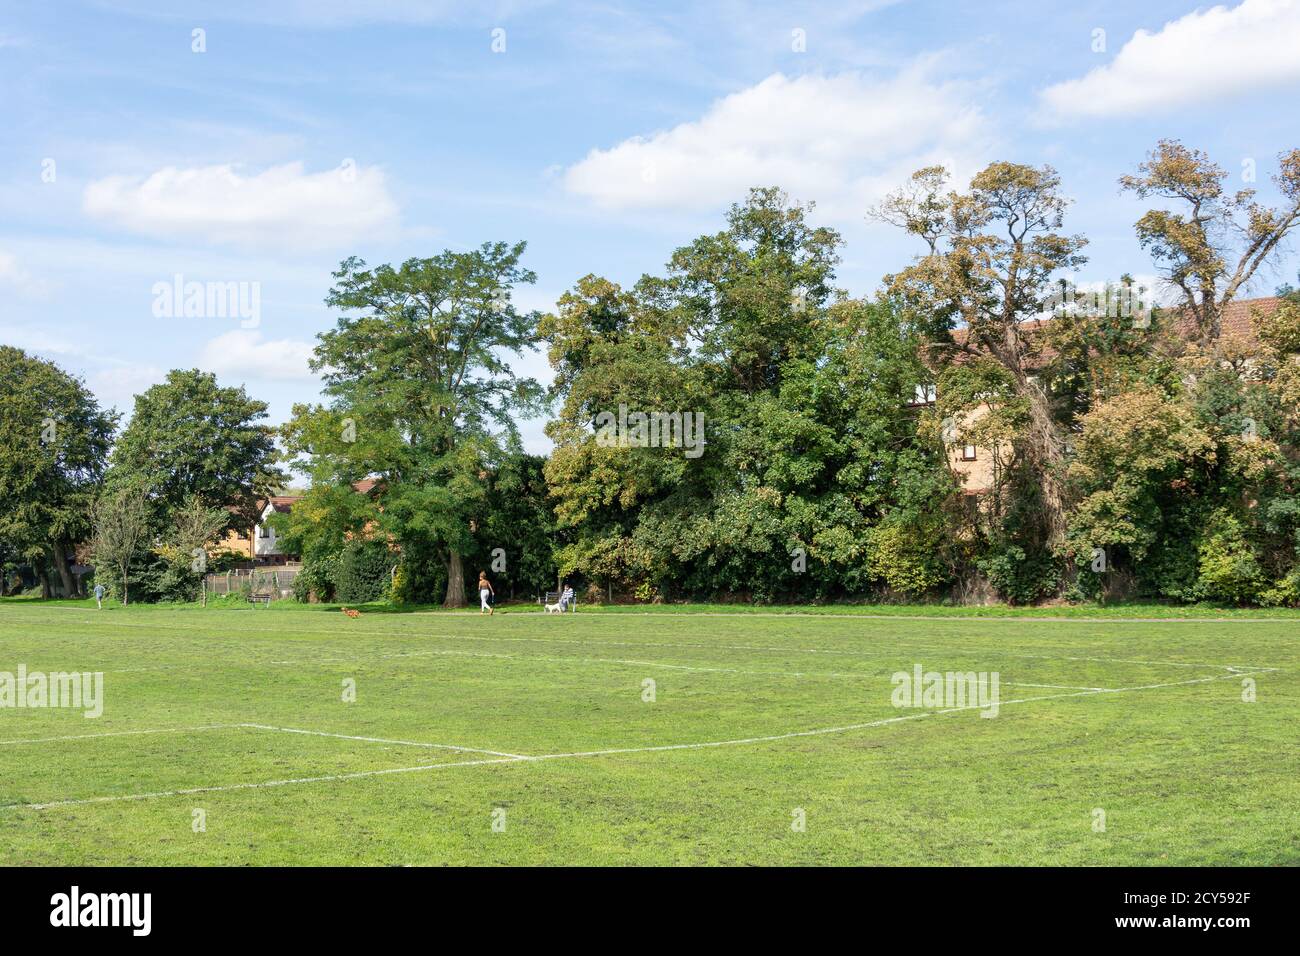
left=1, top=600, right=1296, bottom=865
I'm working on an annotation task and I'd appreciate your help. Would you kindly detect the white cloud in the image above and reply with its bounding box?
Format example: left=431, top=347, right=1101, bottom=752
left=87, top=364, right=167, bottom=413
left=83, top=161, right=399, bottom=249
left=1039, top=0, right=1300, bottom=120
left=198, top=329, right=317, bottom=383
left=0, top=251, right=50, bottom=298
left=562, top=66, right=994, bottom=215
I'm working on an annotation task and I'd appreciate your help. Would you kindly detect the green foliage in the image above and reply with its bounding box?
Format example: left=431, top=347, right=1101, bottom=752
left=283, top=243, right=546, bottom=608
left=334, top=540, right=394, bottom=604
left=543, top=191, right=955, bottom=603
left=977, top=545, right=1062, bottom=606
left=293, top=551, right=341, bottom=603
left=0, top=347, right=116, bottom=594
left=107, top=369, right=282, bottom=535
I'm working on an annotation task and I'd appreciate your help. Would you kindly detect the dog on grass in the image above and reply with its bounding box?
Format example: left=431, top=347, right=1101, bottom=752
left=544, top=603, right=563, bottom=614
left=342, top=607, right=361, bottom=618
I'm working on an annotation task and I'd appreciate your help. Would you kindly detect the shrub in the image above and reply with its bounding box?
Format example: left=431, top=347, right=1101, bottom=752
left=334, top=540, right=393, bottom=604
left=293, top=551, right=340, bottom=603
left=977, top=545, right=1061, bottom=605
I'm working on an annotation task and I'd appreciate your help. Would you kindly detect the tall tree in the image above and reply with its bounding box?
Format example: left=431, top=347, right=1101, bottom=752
left=90, top=479, right=152, bottom=605
left=108, top=369, right=282, bottom=535
left=1121, top=140, right=1300, bottom=344
left=876, top=162, right=1088, bottom=548
left=299, top=242, right=545, bottom=607
left=0, top=347, right=116, bottom=597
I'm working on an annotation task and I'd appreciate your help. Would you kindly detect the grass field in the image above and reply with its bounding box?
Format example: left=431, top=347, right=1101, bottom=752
left=1, top=598, right=1296, bottom=865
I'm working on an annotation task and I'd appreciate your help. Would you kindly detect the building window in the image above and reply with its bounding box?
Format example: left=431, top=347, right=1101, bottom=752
left=259, top=525, right=270, bottom=538
left=961, top=445, right=977, bottom=461
left=913, top=383, right=936, bottom=404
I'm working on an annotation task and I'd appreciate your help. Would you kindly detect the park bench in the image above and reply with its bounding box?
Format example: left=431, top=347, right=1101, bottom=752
left=247, top=591, right=273, bottom=607
left=543, top=591, right=576, bottom=612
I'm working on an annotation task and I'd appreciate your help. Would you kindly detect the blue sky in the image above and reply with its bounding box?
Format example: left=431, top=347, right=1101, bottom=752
left=2, top=0, right=1299, bottom=454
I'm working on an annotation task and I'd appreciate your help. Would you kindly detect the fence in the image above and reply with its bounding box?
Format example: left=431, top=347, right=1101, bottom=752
left=205, top=565, right=301, bottom=601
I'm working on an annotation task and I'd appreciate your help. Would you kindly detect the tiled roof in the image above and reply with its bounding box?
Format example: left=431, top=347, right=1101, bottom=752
left=1171, top=296, right=1280, bottom=344
left=941, top=296, right=1282, bottom=362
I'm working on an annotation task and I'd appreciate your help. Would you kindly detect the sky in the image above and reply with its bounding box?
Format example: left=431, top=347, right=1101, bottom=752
left=2, top=0, right=1299, bottom=455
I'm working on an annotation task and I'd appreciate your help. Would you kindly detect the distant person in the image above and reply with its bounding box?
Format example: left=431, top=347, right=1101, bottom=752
left=560, top=583, right=575, bottom=612
left=94, top=583, right=105, bottom=610
left=478, top=571, right=495, bottom=615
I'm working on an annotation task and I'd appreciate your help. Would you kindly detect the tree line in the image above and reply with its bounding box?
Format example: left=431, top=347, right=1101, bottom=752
left=3, top=139, right=1298, bottom=607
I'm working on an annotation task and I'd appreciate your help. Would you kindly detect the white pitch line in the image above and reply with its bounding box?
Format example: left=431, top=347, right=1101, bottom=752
left=0, top=723, right=244, bottom=746
left=237, top=723, right=526, bottom=759
left=0, top=668, right=1264, bottom=812
left=4, top=755, right=526, bottom=811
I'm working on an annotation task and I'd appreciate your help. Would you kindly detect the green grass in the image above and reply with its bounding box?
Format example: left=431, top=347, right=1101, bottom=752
left=1, top=599, right=1296, bottom=865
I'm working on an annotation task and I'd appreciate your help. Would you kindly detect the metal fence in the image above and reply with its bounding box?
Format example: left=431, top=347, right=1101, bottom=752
left=204, top=565, right=301, bottom=600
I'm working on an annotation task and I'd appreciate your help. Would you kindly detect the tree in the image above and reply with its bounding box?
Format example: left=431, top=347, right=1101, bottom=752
left=160, top=495, right=230, bottom=605
left=1121, top=140, right=1300, bottom=345
left=0, top=347, right=116, bottom=597
left=91, top=480, right=152, bottom=605
left=108, top=369, right=282, bottom=535
left=294, top=242, right=545, bottom=607
left=544, top=190, right=952, bottom=602
left=876, top=162, right=1088, bottom=549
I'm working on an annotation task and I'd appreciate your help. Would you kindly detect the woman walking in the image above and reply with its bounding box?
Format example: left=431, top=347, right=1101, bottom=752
left=478, top=571, right=495, bottom=615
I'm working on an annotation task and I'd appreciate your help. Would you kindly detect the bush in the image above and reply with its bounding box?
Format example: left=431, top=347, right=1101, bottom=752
left=977, top=545, right=1061, bottom=605
left=293, top=550, right=341, bottom=603
left=1194, top=513, right=1265, bottom=605
left=334, top=540, right=393, bottom=604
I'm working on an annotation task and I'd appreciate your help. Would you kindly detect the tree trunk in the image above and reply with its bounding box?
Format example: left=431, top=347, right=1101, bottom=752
left=49, top=542, right=77, bottom=598
left=1019, top=380, right=1069, bottom=549
left=443, top=549, right=467, bottom=608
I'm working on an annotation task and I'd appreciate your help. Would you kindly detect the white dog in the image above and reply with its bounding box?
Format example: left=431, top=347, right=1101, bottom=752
left=545, top=603, right=563, bottom=614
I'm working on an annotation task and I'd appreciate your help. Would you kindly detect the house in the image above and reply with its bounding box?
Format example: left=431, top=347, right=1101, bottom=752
left=214, top=479, right=382, bottom=565
left=217, top=495, right=304, bottom=565
left=914, top=296, right=1282, bottom=495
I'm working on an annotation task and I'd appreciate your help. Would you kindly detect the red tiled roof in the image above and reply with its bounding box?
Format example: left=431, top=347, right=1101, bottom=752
left=941, top=296, right=1281, bottom=363
left=1170, top=296, right=1280, bottom=344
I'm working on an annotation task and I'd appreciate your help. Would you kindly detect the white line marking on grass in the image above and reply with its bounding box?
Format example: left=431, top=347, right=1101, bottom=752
left=237, top=723, right=526, bottom=759
left=0, top=724, right=243, bottom=746
left=0, top=668, right=1267, bottom=812
left=4, top=755, right=527, bottom=811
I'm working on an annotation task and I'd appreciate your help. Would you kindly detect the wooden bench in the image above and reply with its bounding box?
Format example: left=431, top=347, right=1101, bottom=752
left=543, top=591, right=576, bottom=612
left=247, top=591, right=273, bottom=607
